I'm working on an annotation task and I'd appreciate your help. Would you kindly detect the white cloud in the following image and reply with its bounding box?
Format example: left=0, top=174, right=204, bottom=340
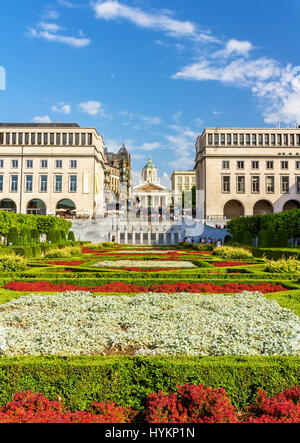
left=38, top=22, right=64, bottom=32
left=141, top=142, right=161, bottom=152
left=78, top=101, right=102, bottom=116
left=31, top=115, right=52, bottom=123
left=213, top=39, right=254, bottom=58
left=51, top=102, right=71, bottom=114
left=140, top=115, right=163, bottom=125
left=29, top=27, right=90, bottom=48
left=92, top=0, right=217, bottom=42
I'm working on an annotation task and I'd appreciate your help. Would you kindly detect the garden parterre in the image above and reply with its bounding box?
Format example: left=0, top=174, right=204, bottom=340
left=0, top=242, right=300, bottom=423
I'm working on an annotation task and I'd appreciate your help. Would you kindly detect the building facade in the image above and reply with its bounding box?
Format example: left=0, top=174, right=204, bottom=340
left=171, top=170, right=196, bottom=206
left=195, top=128, right=300, bottom=220
left=0, top=123, right=106, bottom=218
left=105, top=143, right=131, bottom=208
left=132, top=157, right=172, bottom=211
left=104, top=161, right=120, bottom=206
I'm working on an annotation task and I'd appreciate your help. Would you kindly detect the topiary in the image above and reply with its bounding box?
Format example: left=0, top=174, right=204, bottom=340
left=30, top=229, right=40, bottom=245
left=242, top=231, right=253, bottom=247
left=19, top=227, right=30, bottom=246
left=68, top=231, right=76, bottom=242
left=7, top=228, right=19, bottom=246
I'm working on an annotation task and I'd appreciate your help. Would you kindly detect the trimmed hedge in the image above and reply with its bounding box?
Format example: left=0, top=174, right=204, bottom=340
left=0, top=356, right=299, bottom=412
left=252, top=247, right=300, bottom=260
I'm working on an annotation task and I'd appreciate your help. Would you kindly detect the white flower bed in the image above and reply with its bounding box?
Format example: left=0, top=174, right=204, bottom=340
left=108, top=250, right=172, bottom=254
left=0, top=291, right=299, bottom=357
left=0, top=324, right=6, bottom=353
left=93, top=260, right=196, bottom=268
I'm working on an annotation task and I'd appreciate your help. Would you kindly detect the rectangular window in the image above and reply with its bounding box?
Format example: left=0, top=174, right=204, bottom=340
left=266, top=161, right=274, bottom=170
left=252, top=161, right=259, bottom=169
left=81, top=133, right=86, bottom=145
left=237, top=176, right=245, bottom=193
left=40, top=160, right=48, bottom=169
left=237, top=161, right=244, bottom=170
left=75, top=134, right=80, bottom=145
left=258, top=134, right=263, bottom=146
left=246, top=134, right=251, bottom=146
left=296, top=161, right=300, bottom=170
left=40, top=175, right=48, bottom=192
left=281, top=176, right=289, bottom=193
left=6, top=133, right=10, bottom=145
left=63, top=133, right=67, bottom=145
left=252, top=176, right=260, bottom=193
left=55, top=175, right=63, bottom=193
left=221, top=134, right=225, bottom=145
left=178, top=186, right=182, bottom=192
left=222, top=176, right=230, bottom=193
left=69, top=133, right=73, bottom=145
left=56, top=133, right=61, bottom=145
left=55, top=160, right=62, bottom=169
left=281, top=161, right=289, bottom=170
left=296, top=177, right=300, bottom=194
left=0, top=175, right=3, bottom=192
left=239, top=134, right=244, bottom=145
left=31, top=133, right=36, bottom=145
left=214, top=134, right=219, bottom=146
left=277, top=134, right=282, bottom=146
left=297, top=135, right=300, bottom=146
left=88, top=133, right=93, bottom=145
left=0, top=160, right=4, bottom=168
left=38, top=133, right=42, bottom=145
left=44, top=133, right=48, bottom=145
left=265, top=134, right=269, bottom=145
left=26, top=160, right=33, bottom=169
left=25, top=133, right=29, bottom=145
left=18, top=133, right=23, bottom=145
left=271, top=134, right=276, bottom=146
left=10, top=175, right=18, bottom=192
left=222, top=161, right=230, bottom=169
left=284, top=134, right=288, bottom=146
left=227, top=134, right=232, bottom=146
left=12, top=133, right=17, bottom=145
left=50, top=133, right=55, bottom=145
left=69, top=175, right=77, bottom=192
left=0, top=133, right=3, bottom=145
left=208, top=134, right=213, bottom=145
left=70, top=160, right=77, bottom=169
left=233, top=134, right=238, bottom=146
left=252, top=134, right=257, bottom=146
left=290, top=135, right=295, bottom=146
left=177, top=177, right=182, bottom=183
left=25, top=175, right=33, bottom=192
left=266, top=176, right=275, bottom=193
left=11, top=160, right=18, bottom=169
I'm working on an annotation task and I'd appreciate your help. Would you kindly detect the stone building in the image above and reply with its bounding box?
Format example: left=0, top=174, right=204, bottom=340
left=132, top=157, right=172, bottom=210
left=105, top=143, right=131, bottom=208
left=195, top=128, right=300, bottom=220
left=0, top=123, right=106, bottom=218
left=171, top=170, right=196, bottom=206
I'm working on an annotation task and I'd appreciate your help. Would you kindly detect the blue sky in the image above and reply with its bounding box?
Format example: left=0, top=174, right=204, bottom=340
left=1, top=0, right=300, bottom=185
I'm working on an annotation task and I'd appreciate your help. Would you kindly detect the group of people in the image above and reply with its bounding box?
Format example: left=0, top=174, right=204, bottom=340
left=183, top=236, right=224, bottom=248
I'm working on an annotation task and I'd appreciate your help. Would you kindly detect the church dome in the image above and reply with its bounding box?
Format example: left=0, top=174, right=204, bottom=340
left=144, top=157, right=156, bottom=169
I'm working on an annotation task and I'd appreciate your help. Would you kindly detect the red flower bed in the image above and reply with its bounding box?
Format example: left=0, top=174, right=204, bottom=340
left=212, top=262, right=252, bottom=268
left=117, top=268, right=182, bottom=273
left=1, top=386, right=298, bottom=423
left=0, top=391, right=135, bottom=424
left=2, top=281, right=287, bottom=294
left=45, top=261, right=86, bottom=266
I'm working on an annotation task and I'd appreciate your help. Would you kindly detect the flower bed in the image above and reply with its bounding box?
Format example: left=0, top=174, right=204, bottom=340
left=44, top=261, right=86, bottom=266
left=93, top=260, right=196, bottom=268
left=0, top=291, right=298, bottom=356
left=1, top=281, right=288, bottom=294
left=212, top=262, right=253, bottom=268
left=1, top=386, right=299, bottom=423
left=116, top=268, right=183, bottom=273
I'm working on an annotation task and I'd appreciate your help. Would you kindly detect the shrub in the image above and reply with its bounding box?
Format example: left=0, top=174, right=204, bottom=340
left=30, top=229, right=40, bottom=245
left=45, top=246, right=81, bottom=259
left=213, top=246, right=252, bottom=260
left=246, top=386, right=300, bottom=423
left=0, top=254, right=27, bottom=272
left=68, top=231, right=75, bottom=242
left=19, top=227, right=31, bottom=246
left=264, top=258, right=300, bottom=274
left=145, top=384, right=239, bottom=423
left=242, top=231, right=253, bottom=247
left=7, top=228, right=19, bottom=246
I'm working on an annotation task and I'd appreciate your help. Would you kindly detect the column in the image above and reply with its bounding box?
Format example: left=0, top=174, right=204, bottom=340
left=124, top=230, right=128, bottom=245
left=140, top=230, right=143, bottom=245
left=156, top=232, right=159, bottom=245
left=117, top=231, right=121, bottom=244
left=132, top=231, right=136, bottom=245
left=148, top=232, right=151, bottom=245
left=171, top=233, right=175, bottom=245
left=163, top=233, right=167, bottom=245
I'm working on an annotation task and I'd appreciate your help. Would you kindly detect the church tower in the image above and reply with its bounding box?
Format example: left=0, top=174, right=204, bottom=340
left=142, top=157, right=158, bottom=183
